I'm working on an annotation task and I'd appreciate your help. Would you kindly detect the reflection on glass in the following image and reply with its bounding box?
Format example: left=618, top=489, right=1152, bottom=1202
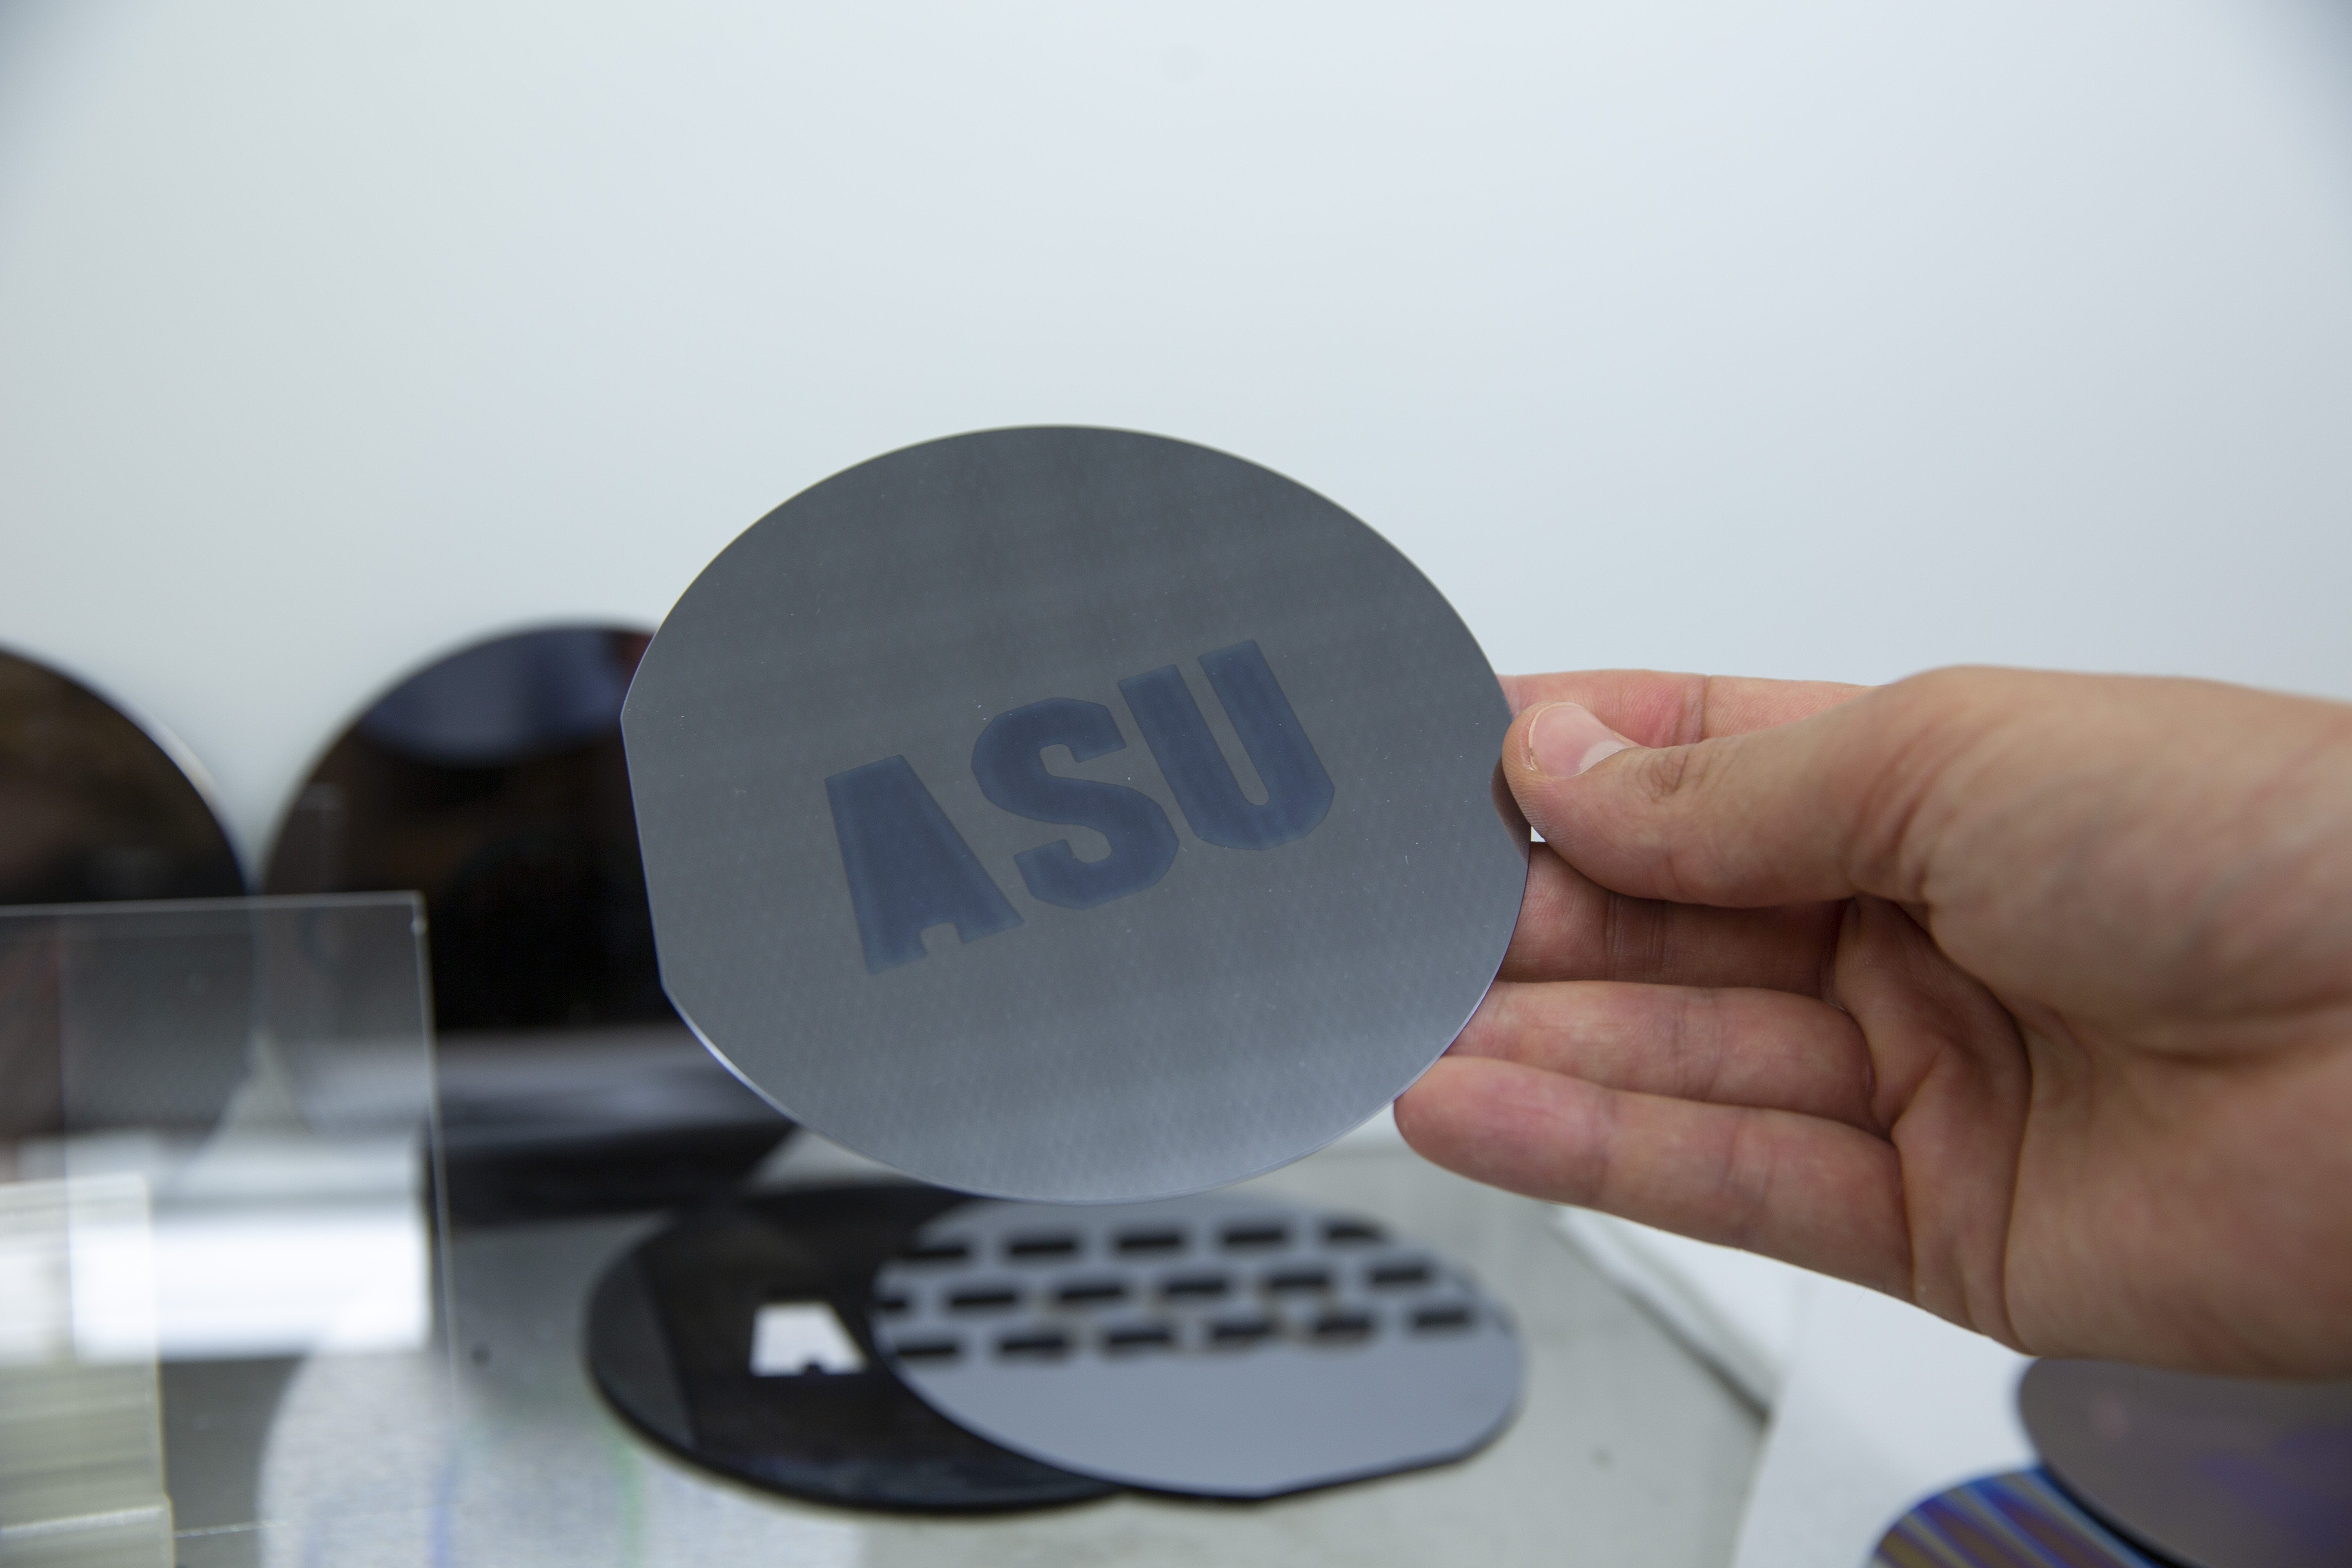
left=0, top=1173, right=174, bottom=1567
left=0, top=895, right=443, bottom=1563
left=16, top=1135, right=427, bottom=1361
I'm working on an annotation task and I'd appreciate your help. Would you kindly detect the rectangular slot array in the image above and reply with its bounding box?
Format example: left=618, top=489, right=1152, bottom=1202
left=1207, top=1316, right=1276, bottom=1346
left=947, top=1285, right=1021, bottom=1312
left=1053, top=1279, right=1128, bottom=1307
left=996, top=1329, right=1072, bottom=1360
left=881, top=1210, right=1490, bottom=1371
left=893, top=1337, right=960, bottom=1362
left=1218, top=1223, right=1287, bottom=1250
left=1308, top=1311, right=1374, bottom=1343
left=1114, top=1227, right=1186, bottom=1256
left=888, top=1298, right=1481, bottom=1365
left=902, top=1239, right=971, bottom=1265
left=1263, top=1267, right=1331, bottom=1295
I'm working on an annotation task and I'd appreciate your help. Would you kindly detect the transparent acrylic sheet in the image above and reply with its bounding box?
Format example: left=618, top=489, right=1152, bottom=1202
left=0, top=895, right=450, bottom=1568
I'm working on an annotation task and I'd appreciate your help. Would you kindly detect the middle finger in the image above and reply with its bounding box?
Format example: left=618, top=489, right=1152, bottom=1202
left=1503, top=844, right=1845, bottom=994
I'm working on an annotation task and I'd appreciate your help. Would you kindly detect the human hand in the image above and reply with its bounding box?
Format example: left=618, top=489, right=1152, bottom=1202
left=1393, top=668, right=2352, bottom=1375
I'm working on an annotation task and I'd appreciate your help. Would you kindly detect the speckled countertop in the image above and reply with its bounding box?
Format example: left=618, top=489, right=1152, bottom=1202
left=170, top=1132, right=1760, bottom=1568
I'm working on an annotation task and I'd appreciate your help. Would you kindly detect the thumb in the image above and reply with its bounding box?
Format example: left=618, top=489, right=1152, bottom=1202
left=1507, top=696, right=1900, bottom=909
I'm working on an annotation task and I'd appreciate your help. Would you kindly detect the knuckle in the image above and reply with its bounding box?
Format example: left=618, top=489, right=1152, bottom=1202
left=1889, top=665, right=1976, bottom=717
left=1600, top=892, right=1672, bottom=983
left=1621, top=742, right=1737, bottom=902
left=1878, top=666, right=2016, bottom=753
left=1685, top=991, right=1729, bottom=1101
left=1717, top=1118, right=1776, bottom=1252
left=1849, top=667, right=2008, bottom=895
left=1627, top=737, right=1721, bottom=809
left=1574, top=1091, right=1626, bottom=1210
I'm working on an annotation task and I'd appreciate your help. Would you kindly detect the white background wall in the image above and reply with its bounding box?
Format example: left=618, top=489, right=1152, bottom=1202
left=3, top=0, right=2349, bottom=870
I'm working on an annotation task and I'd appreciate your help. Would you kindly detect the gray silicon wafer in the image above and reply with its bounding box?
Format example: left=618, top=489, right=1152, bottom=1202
left=869, top=1194, right=1523, bottom=1498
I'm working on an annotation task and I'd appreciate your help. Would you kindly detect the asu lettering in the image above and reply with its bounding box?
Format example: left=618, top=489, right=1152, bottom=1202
left=824, top=640, right=1332, bottom=974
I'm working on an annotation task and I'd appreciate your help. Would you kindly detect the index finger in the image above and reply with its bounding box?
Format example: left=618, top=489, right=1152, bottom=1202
left=1498, top=670, right=1869, bottom=746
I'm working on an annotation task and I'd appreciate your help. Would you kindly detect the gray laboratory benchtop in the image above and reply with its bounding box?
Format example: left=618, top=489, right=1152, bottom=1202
left=172, top=1131, right=1760, bottom=1567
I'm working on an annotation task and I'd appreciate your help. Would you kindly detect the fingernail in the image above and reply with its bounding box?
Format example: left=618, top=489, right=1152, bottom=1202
left=1527, top=703, right=1631, bottom=777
